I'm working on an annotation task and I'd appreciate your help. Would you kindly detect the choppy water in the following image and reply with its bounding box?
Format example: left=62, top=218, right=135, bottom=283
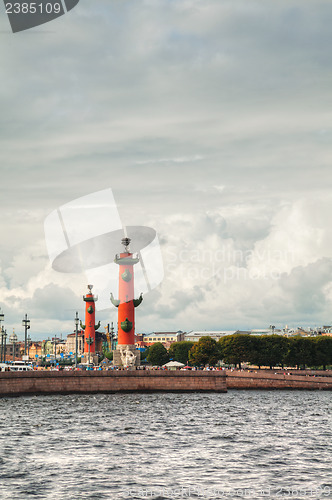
left=0, top=391, right=331, bottom=500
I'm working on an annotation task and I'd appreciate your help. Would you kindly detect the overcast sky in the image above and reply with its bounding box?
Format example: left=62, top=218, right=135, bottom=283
left=1, top=0, right=332, bottom=340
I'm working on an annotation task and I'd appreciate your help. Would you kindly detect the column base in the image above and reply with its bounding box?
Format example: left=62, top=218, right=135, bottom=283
left=113, top=344, right=141, bottom=367
left=81, top=353, right=99, bottom=365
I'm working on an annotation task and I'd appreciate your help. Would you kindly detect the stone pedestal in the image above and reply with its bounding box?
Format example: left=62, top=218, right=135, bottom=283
left=81, top=353, right=99, bottom=365
left=113, top=344, right=141, bottom=367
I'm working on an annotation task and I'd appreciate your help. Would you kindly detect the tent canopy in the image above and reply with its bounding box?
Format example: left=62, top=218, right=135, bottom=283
left=163, top=361, right=185, bottom=367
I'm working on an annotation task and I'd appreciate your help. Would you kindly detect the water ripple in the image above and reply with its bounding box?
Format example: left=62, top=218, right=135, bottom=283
left=0, top=392, right=330, bottom=499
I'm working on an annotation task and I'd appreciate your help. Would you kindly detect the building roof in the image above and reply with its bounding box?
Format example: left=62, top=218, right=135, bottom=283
left=144, top=332, right=183, bottom=338
left=185, top=331, right=237, bottom=337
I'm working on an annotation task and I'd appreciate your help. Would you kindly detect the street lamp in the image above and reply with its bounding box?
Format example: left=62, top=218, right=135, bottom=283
left=53, top=336, right=58, bottom=366
left=22, top=314, right=30, bottom=359
left=1, top=329, right=7, bottom=363
left=9, top=330, right=18, bottom=362
left=0, top=309, right=4, bottom=330
left=75, top=312, right=79, bottom=368
left=110, top=322, right=117, bottom=350
left=0, top=327, right=4, bottom=363
left=86, top=336, right=94, bottom=366
left=0, top=310, right=4, bottom=363
left=27, top=334, right=31, bottom=360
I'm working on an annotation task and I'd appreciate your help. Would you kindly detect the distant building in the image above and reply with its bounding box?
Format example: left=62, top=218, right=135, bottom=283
left=135, top=334, right=147, bottom=350
left=0, top=342, right=20, bottom=361
left=29, top=342, right=43, bottom=359
left=284, top=328, right=310, bottom=337
left=143, top=331, right=185, bottom=348
left=250, top=328, right=283, bottom=336
left=42, top=340, right=54, bottom=356
left=41, top=338, right=66, bottom=357
left=66, top=331, right=85, bottom=355
left=322, top=326, right=332, bottom=336
left=184, top=331, right=237, bottom=342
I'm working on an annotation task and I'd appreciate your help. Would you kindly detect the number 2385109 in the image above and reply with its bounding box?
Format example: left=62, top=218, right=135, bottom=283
left=5, top=3, right=62, bottom=14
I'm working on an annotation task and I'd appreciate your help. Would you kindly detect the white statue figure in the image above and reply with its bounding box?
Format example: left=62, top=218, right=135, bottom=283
left=120, top=346, right=137, bottom=367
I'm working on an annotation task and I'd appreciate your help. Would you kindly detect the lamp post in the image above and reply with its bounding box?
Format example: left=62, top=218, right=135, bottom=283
left=0, top=310, right=4, bottom=363
left=0, top=327, right=4, bottom=363
left=53, top=336, right=58, bottom=367
left=41, top=341, right=45, bottom=366
left=75, top=312, right=79, bottom=368
left=9, top=330, right=18, bottom=362
left=0, top=327, right=3, bottom=363
left=2, top=329, right=7, bottom=363
left=0, top=309, right=4, bottom=331
left=110, top=322, right=115, bottom=351
left=22, top=314, right=30, bottom=359
left=86, top=336, right=94, bottom=366
left=27, top=334, right=31, bottom=361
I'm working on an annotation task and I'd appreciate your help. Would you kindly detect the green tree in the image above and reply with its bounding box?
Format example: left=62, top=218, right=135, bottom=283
left=168, top=341, right=194, bottom=364
left=147, top=343, right=169, bottom=366
left=245, top=336, right=265, bottom=368
left=103, top=351, right=113, bottom=361
left=249, top=335, right=289, bottom=369
left=312, top=336, right=332, bottom=370
left=219, top=334, right=255, bottom=369
left=285, top=337, right=315, bottom=369
left=189, top=336, right=220, bottom=366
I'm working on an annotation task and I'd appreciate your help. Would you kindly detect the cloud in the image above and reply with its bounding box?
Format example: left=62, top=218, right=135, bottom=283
left=1, top=0, right=332, bottom=336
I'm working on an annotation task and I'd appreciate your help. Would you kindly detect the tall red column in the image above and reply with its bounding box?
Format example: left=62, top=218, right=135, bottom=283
left=81, top=285, right=100, bottom=356
left=111, top=238, right=143, bottom=365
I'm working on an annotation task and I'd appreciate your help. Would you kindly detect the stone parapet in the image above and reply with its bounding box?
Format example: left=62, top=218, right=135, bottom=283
left=0, top=370, right=227, bottom=396
left=226, top=370, right=332, bottom=390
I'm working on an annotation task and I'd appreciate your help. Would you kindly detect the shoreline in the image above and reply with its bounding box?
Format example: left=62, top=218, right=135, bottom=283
left=0, top=368, right=332, bottom=395
left=226, top=369, right=332, bottom=390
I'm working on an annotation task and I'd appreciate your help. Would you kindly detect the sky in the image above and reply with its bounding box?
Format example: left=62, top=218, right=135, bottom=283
left=1, top=0, right=332, bottom=340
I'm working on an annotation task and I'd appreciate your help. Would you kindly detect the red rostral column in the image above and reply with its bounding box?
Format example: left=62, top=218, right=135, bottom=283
left=111, top=237, right=143, bottom=365
left=81, top=285, right=100, bottom=358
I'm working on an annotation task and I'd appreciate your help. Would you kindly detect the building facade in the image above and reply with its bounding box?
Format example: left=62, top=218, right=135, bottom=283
left=184, top=331, right=237, bottom=342
left=143, top=331, right=185, bottom=348
left=66, top=332, right=85, bottom=355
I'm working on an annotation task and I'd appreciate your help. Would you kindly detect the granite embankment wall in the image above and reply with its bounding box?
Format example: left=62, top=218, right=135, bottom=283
left=226, top=370, right=332, bottom=390
left=1, top=370, right=331, bottom=396
left=0, top=370, right=227, bottom=396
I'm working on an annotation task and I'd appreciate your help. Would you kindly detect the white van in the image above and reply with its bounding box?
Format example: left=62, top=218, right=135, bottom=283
left=9, top=361, right=33, bottom=372
left=0, top=363, right=10, bottom=372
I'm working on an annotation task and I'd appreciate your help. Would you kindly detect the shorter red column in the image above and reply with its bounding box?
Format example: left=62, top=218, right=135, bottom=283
left=81, top=285, right=100, bottom=356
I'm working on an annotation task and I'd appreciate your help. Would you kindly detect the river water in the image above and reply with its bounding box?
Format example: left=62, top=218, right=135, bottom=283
left=0, top=391, right=331, bottom=500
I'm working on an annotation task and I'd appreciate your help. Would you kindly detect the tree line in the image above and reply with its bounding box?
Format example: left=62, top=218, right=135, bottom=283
left=146, top=335, right=332, bottom=370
